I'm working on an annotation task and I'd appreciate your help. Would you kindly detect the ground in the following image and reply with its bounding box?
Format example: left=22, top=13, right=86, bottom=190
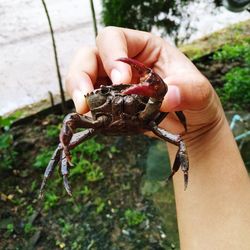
left=0, top=22, right=249, bottom=249
left=0, top=113, right=179, bottom=250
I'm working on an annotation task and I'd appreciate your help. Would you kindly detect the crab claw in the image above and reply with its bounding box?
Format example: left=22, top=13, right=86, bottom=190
left=117, top=57, right=167, bottom=99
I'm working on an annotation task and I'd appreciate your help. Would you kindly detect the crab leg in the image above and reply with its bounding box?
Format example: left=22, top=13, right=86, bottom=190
left=175, top=111, right=187, bottom=132
left=39, top=144, right=62, bottom=198
left=154, top=112, right=187, bottom=132
left=60, top=113, right=109, bottom=163
left=150, top=122, right=189, bottom=189
left=39, top=128, right=96, bottom=198
left=61, top=150, right=72, bottom=196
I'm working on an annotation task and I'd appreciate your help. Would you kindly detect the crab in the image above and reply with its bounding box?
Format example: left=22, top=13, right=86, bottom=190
left=39, top=58, right=189, bottom=197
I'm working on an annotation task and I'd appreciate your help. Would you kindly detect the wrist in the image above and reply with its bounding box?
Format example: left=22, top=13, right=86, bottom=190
left=183, top=111, right=227, bottom=159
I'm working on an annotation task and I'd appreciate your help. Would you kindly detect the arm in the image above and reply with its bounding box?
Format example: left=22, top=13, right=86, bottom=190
left=169, top=115, right=250, bottom=250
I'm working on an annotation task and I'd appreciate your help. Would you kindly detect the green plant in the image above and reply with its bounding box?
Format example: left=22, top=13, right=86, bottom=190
left=33, top=148, right=54, bottom=169
left=30, top=180, right=37, bottom=192
left=217, top=67, right=250, bottom=110
left=44, top=192, right=59, bottom=210
left=0, top=115, right=19, bottom=170
left=78, top=138, right=104, bottom=161
left=58, top=218, right=73, bottom=238
left=69, top=138, right=105, bottom=182
left=24, top=223, right=35, bottom=234
left=109, top=145, right=120, bottom=154
left=213, top=41, right=250, bottom=111
left=26, top=205, right=34, bottom=216
left=86, top=164, right=104, bottom=182
left=102, top=1, right=222, bottom=44
left=0, top=111, right=21, bottom=130
left=124, top=209, right=146, bottom=226
left=0, top=133, right=17, bottom=169
left=213, top=42, right=250, bottom=62
left=80, top=185, right=91, bottom=196
left=69, top=159, right=91, bottom=177
left=94, top=197, right=106, bottom=214
left=6, top=223, right=14, bottom=234
left=46, top=124, right=61, bottom=139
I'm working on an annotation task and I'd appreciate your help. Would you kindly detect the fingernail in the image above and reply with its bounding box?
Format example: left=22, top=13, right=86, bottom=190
left=166, top=85, right=181, bottom=110
left=72, top=89, right=87, bottom=114
left=111, top=68, right=122, bottom=85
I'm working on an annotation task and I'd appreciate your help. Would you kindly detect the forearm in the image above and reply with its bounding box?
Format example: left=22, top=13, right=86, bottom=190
left=168, top=115, right=250, bottom=249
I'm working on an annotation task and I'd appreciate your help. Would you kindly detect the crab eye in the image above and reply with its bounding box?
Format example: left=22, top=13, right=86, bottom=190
left=100, top=85, right=110, bottom=95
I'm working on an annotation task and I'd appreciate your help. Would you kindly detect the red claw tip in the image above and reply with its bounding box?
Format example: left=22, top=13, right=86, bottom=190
left=116, top=57, right=151, bottom=75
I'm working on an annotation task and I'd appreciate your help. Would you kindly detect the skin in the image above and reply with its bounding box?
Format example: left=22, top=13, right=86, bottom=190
left=65, top=27, right=250, bottom=249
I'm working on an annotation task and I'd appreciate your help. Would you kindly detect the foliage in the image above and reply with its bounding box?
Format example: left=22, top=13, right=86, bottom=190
left=180, top=20, right=250, bottom=60
left=69, top=138, right=105, bottom=182
left=213, top=42, right=250, bottom=62
left=33, top=148, right=55, bottom=169
left=213, top=41, right=250, bottom=110
left=0, top=115, right=17, bottom=131
left=46, top=124, right=61, bottom=139
left=86, top=163, right=104, bottom=182
left=94, top=197, right=106, bottom=214
left=0, top=115, right=175, bottom=249
left=102, top=0, right=186, bottom=41
left=44, top=193, right=59, bottom=210
left=124, top=209, right=146, bottom=226
left=24, top=223, right=36, bottom=234
left=0, top=114, right=20, bottom=170
left=218, top=67, right=250, bottom=110
left=6, top=223, right=14, bottom=234
left=101, top=0, right=219, bottom=44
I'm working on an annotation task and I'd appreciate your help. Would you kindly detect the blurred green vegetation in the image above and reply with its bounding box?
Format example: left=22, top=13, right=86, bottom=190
left=101, top=0, right=221, bottom=44
left=0, top=112, right=21, bottom=171
left=213, top=40, right=250, bottom=110
left=124, top=209, right=146, bottom=226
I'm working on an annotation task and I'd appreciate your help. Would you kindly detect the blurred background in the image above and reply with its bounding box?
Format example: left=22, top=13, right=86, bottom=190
left=0, top=1, right=249, bottom=249
left=0, top=0, right=249, bottom=115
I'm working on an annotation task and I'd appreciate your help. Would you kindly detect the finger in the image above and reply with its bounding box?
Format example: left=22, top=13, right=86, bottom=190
left=96, top=27, right=155, bottom=85
left=161, top=74, right=213, bottom=112
left=66, top=47, right=99, bottom=114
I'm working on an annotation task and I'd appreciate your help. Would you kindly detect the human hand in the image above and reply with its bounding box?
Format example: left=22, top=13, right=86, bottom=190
left=65, top=27, right=225, bottom=147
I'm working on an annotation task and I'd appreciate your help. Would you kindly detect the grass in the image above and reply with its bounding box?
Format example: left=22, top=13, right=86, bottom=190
left=180, top=19, right=250, bottom=60
left=213, top=40, right=250, bottom=110
left=124, top=209, right=146, bottom=226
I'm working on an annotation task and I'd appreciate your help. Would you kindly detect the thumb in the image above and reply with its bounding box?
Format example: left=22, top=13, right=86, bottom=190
left=161, top=74, right=212, bottom=112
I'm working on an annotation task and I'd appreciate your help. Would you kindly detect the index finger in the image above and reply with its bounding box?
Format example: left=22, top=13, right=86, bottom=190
left=96, top=27, right=157, bottom=85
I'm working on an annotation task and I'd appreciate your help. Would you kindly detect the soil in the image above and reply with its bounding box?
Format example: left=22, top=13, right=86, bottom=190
left=0, top=114, right=178, bottom=250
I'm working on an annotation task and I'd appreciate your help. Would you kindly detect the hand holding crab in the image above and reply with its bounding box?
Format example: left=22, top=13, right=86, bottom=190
left=39, top=27, right=217, bottom=198
left=40, top=58, right=189, bottom=197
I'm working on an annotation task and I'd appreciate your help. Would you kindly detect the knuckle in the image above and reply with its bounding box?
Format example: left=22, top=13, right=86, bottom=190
left=151, top=35, right=164, bottom=46
left=195, top=77, right=212, bottom=107
left=96, top=26, right=120, bottom=43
